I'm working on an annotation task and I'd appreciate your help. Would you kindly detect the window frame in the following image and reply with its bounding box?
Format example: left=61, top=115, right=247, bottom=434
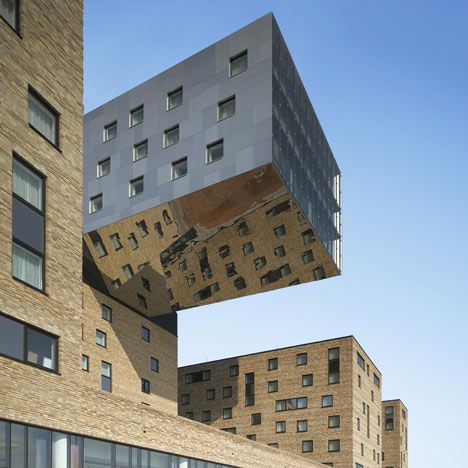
left=141, top=326, right=150, bottom=342
left=129, top=105, right=144, bottom=127
left=217, top=95, right=236, bottom=121
left=171, top=157, right=188, bottom=181
left=229, top=50, right=248, bottom=77
left=206, top=139, right=224, bottom=164
left=133, top=140, right=148, bottom=162
left=95, top=329, right=107, bottom=348
left=167, top=86, right=183, bottom=111
left=129, top=176, right=144, bottom=198
left=163, top=125, right=180, bottom=148
left=89, top=193, right=103, bottom=214
left=28, top=86, right=60, bottom=149
left=97, top=157, right=111, bottom=178
left=103, top=121, right=117, bottom=142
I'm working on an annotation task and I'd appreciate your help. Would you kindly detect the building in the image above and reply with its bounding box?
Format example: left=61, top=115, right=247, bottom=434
left=0, top=5, right=342, bottom=467
left=178, top=336, right=407, bottom=468
left=382, top=400, right=409, bottom=468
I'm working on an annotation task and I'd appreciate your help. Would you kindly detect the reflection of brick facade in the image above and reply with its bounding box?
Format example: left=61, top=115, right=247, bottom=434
left=382, top=400, right=409, bottom=468
left=179, top=336, right=399, bottom=468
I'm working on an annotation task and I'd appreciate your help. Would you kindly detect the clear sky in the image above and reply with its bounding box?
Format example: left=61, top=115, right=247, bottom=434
left=84, top=2, right=468, bottom=467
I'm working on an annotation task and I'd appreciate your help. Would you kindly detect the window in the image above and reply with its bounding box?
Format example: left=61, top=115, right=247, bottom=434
left=81, top=354, right=89, bottom=371
left=129, top=176, right=144, bottom=197
left=218, top=96, right=236, bottom=121
left=164, top=125, right=179, bottom=148
left=206, top=388, right=215, bottom=400
left=186, top=274, right=195, bottom=287
left=137, top=293, right=147, bottom=309
left=136, top=220, right=149, bottom=237
left=96, top=330, right=106, bottom=347
left=222, top=427, right=236, bottom=434
left=94, top=239, right=108, bottom=258
left=128, top=233, right=138, bottom=250
left=1, top=0, right=19, bottom=31
left=242, top=242, right=254, bottom=256
left=238, top=221, right=250, bottom=236
left=251, top=413, right=261, bottom=425
left=154, top=221, right=163, bottom=238
left=181, top=394, right=190, bottom=405
left=302, top=250, right=314, bottom=264
left=219, top=244, right=230, bottom=258
left=89, top=194, right=102, bottom=213
left=302, top=229, right=314, bottom=245
left=254, top=256, right=266, bottom=270
left=275, top=421, right=286, bottom=433
left=328, top=347, right=340, bottom=384
left=374, top=373, right=381, bottom=388
left=109, top=233, right=122, bottom=250
left=141, top=326, right=150, bottom=342
left=225, top=262, right=237, bottom=277
left=276, top=397, right=307, bottom=411
left=314, top=266, right=326, bottom=280
left=178, top=259, right=187, bottom=271
left=206, top=139, right=224, bottom=163
left=322, top=395, right=333, bottom=408
left=229, top=50, right=247, bottom=77
left=328, top=416, right=340, bottom=428
left=171, top=157, right=187, bottom=180
left=141, top=379, right=150, bottom=394
left=356, top=464, right=363, bottom=468
left=296, top=353, right=307, bottom=366
left=357, top=417, right=360, bottom=431
left=234, top=276, right=246, bottom=290
left=151, top=357, right=159, bottom=372
left=185, top=370, right=211, bottom=384
left=229, top=364, right=239, bottom=377
left=163, top=209, right=172, bottom=224
left=328, top=439, right=340, bottom=452
left=130, top=105, right=144, bottom=127
left=133, top=140, right=148, bottom=161
left=245, top=372, right=255, bottom=406
left=223, top=386, right=232, bottom=398
left=385, top=406, right=394, bottom=430
left=122, top=264, right=134, bottom=279
left=274, top=225, right=286, bottom=238
left=268, top=380, right=278, bottom=393
left=167, top=87, right=183, bottom=110
left=302, top=440, right=313, bottom=453
left=201, top=411, right=211, bottom=422
left=28, top=89, right=59, bottom=146
left=270, top=248, right=284, bottom=262
left=280, top=264, right=291, bottom=277
left=297, top=420, right=308, bottom=432
left=110, top=279, right=121, bottom=290
left=268, top=358, right=278, bottom=370
left=246, top=434, right=256, bottom=441
left=268, top=443, right=278, bottom=449
left=103, top=121, right=117, bottom=142
left=357, top=352, right=365, bottom=370
left=97, top=158, right=110, bottom=177
left=12, top=242, right=43, bottom=291
left=101, top=304, right=112, bottom=322
left=223, top=408, right=232, bottom=419
left=302, top=374, right=313, bottom=387
left=184, top=411, right=194, bottom=420
left=101, top=361, right=112, bottom=392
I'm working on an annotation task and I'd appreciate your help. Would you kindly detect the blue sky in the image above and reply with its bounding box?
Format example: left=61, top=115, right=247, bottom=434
left=84, top=2, right=468, bottom=467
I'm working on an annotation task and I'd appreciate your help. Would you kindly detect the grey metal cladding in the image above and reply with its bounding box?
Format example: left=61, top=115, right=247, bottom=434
left=83, top=13, right=275, bottom=233
left=271, top=17, right=342, bottom=269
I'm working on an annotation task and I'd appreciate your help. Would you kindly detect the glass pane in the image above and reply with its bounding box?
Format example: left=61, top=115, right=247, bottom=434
left=28, top=92, right=57, bottom=145
left=84, top=438, right=112, bottom=468
left=12, top=242, right=43, bottom=290
left=26, top=327, right=56, bottom=370
left=0, top=0, right=16, bottom=28
left=116, top=444, right=130, bottom=468
left=150, top=451, right=171, bottom=467
left=70, top=436, right=83, bottom=468
left=13, top=159, right=43, bottom=210
left=28, top=427, right=51, bottom=468
left=52, top=432, right=69, bottom=468
left=11, top=424, right=26, bottom=468
left=0, top=421, right=6, bottom=468
left=0, top=314, right=24, bottom=361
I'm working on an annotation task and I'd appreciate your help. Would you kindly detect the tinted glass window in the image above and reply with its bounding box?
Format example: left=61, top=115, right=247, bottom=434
left=26, top=327, right=56, bottom=370
left=0, top=314, right=24, bottom=360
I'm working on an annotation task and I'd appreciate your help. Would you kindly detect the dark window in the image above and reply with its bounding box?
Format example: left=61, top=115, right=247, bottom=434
left=150, top=357, right=159, bottom=372
left=219, top=245, right=230, bottom=258
left=1, top=0, right=20, bottom=31
left=97, top=158, right=111, bottom=178
left=266, top=201, right=290, bottom=218
left=94, top=240, right=107, bottom=258
left=275, top=421, right=286, bottom=433
left=268, top=358, right=278, bottom=370
left=274, top=245, right=286, bottom=257
left=254, top=256, right=266, bottom=270
left=328, top=347, right=340, bottom=384
left=385, top=406, right=394, bottom=430
left=314, top=266, right=326, bottom=280
left=142, top=277, right=151, bottom=291
left=164, top=125, right=179, bottom=148
left=243, top=242, right=254, bottom=256
left=95, top=330, right=106, bottom=347
left=221, top=427, right=236, bottom=434
left=225, top=262, right=237, bottom=277
left=268, top=443, right=278, bottom=449
left=274, top=225, right=286, bottom=238
left=162, top=210, right=172, bottom=224
left=251, top=413, right=261, bottom=425
left=328, top=415, right=340, bottom=428
left=141, top=326, right=150, bottom=342
left=181, top=393, right=190, bottom=405
left=246, top=434, right=256, bottom=441
left=137, top=294, right=147, bottom=309
left=185, top=370, right=211, bottom=384
left=141, top=379, right=150, bottom=394
left=234, top=276, right=247, bottom=290
left=101, top=361, right=112, bottom=392
left=167, top=87, right=183, bottom=110
left=223, top=408, right=232, bottom=419
left=201, top=410, right=211, bottom=422
left=206, top=388, right=215, bottom=400
left=81, top=354, right=89, bottom=371
left=297, top=420, right=308, bottom=432
left=322, top=395, right=333, bottom=408
left=218, top=96, right=236, bottom=120
left=302, top=374, right=313, bottom=387
left=122, top=264, right=134, bottom=279
left=276, top=397, right=307, bottom=411
left=328, top=439, right=340, bottom=452
left=229, top=50, right=248, bottom=77
left=230, top=365, right=239, bottom=377
left=133, top=140, right=148, bottom=162
left=245, top=372, right=255, bottom=406
left=186, top=274, right=195, bottom=287
left=357, top=352, right=365, bottom=370
left=223, top=386, right=232, bottom=398
left=130, top=105, right=144, bottom=127
left=109, top=233, right=122, bottom=250
left=302, top=440, right=313, bottom=453
left=172, top=157, right=187, bottom=180
left=101, top=304, right=112, bottom=322
left=154, top=221, right=163, bottom=238
left=184, top=411, right=193, bottom=420
left=268, top=380, right=278, bottom=393
left=238, top=221, right=250, bottom=237
left=374, top=373, right=380, bottom=388
left=296, top=353, right=307, bottom=366
left=206, top=139, right=224, bottom=163
left=136, top=220, right=149, bottom=237
left=302, top=229, right=315, bottom=245
left=302, top=250, right=314, bottom=264
left=129, top=176, right=144, bottom=197
left=103, top=121, right=117, bottom=141
left=128, top=233, right=138, bottom=250
left=28, top=88, right=59, bottom=147
left=89, top=193, right=102, bottom=214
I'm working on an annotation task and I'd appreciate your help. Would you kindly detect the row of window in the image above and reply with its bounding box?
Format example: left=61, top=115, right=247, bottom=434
left=357, top=351, right=381, bottom=388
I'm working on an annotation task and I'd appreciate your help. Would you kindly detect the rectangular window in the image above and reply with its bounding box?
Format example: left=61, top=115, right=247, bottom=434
left=167, top=87, right=183, bottom=110
left=385, top=406, right=394, bottom=430
left=268, top=380, right=278, bottom=393
left=12, top=242, right=43, bottom=290
left=302, top=440, right=313, bottom=453
left=81, top=354, right=89, bottom=371
left=357, top=352, right=365, bottom=370
left=103, top=121, right=117, bottom=141
left=297, top=420, right=308, bottom=432
left=222, top=427, right=236, bottom=434
left=0, top=314, right=58, bottom=371
left=328, top=347, right=340, bottom=384
left=93, top=240, right=107, bottom=258
left=185, top=370, right=211, bottom=384
left=206, top=388, right=215, bottom=400
left=28, top=89, right=59, bottom=146
left=96, top=330, right=107, bottom=347
left=97, top=158, right=110, bottom=178
left=101, top=361, right=112, bottom=392
left=322, top=395, right=333, bottom=408
left=171, top=157, right=187, bottom=180
left=141, top=378, right=150, bottom=394
left=223, top=386, right=232, bottom=398
left=206, top=139, right=224, bottom=163
left=276, top=397, right=307, bottom=411
left=136, top=220, right=149, bottom=237
left=151, top=357, right=159, bottom=372
left=302, top=250, right=314, bottom=264
left=328, top=415, right=340, bottom=428
left=128, top=233, right=138, bottom=250
left=246, top=434, right=256, bottom=441
left=296, top=353, right=307, bottom=366
left=374, top=373, right=380, bottom=387
left=218, top=96, right=236, bottom=121
left=89, top=193, right=102, bottom=213
left=164, top=125, right=179, bottom=148
left=141, top=326, right=150, bottom=342
left=101, top=304, right=112, bottom=322
left=181, top=393, right=190, bottom=405
left=302, top=374, right=313, bottom=387
left=245, top=372, right=255, bottom=406
left=229, top=50, right=247, bottom=77
left=184, top=411, right=194, bottom=420
left=133, top=140, right=148, bottom=161
left=314, top=266, right=326, bottom=280
left=110, top=279, right=121, bottom=290
left=109, top=233, right=122, bottom=250
left=122, top=264, right=134, bottom=279
left=130, top=105, right=144, bottom=127
left=223, top=408, right=232, bottom=419
left=274, top=245, right=286, bottom=257
left=1, top=0, right=19, bottom=31
left=328, top=439, right=340, bottom=452
left=254, top=256, right=267, bottom=270
left=129, top=176, right=144, bottom=197
left=251, top=413, right=261, bottom=425
left=275, top=421, right=286, bottom=433
left=243, top=242, right=254, bottom=256
left=13, top=157, right=44, bottom=211
left=201, top=410, right=211, bottom=422
left=274, top=225, right=286, bottom=238
left=268, top=357, right=278, bottom=370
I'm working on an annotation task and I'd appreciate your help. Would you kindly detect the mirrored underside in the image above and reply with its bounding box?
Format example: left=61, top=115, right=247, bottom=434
left=83, top=164, right=340, bottom=319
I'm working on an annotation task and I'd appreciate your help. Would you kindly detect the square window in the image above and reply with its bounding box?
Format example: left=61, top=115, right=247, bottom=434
left=218, top=96, right=236, bottom=121
left=246, top=434, right=256, bottom=441
left=25, top=327, right=57, bottom=370
left=302, top=229, right=315, bottom=245
left=302, top=250, right=314, bottom=264
left=96, top=330, right=106, bottom=347
left=328, top=439, right=340, bottom=452
left=238, top=221, right=250, bottom=236
left=167, top=87, right=183, bottom=110
left=206, top=388, right=215, bottom=400
left=242, top=242, right=254, bottom=256
left=103, top=121, right=117, bottom=142
left=141, top=378, right=150, bottom=394
left=276, top=421, right=286, bottom=433
left=181, top=393, right=190, bottom=405
left=223, top=408, right=232, bottom=419
left=141, top=326, right=150, bottom=342
left=129, top=176, right=144, bottom=197
left=206, top=139, right=224, bottom=163
left=229, top=50, right=247, bottom=77
left=251, top=413, right=261, bottom=425
left=254, top=256, right=266, bottom=270
left=1, top=0, right=19, bottom=31
left=223, top=386, right=232, bottom=398
left=89, top=194, right=102, bottom=213
left=274, top=225, right=286, bottom=238
left=151, top=357, right=159, bottom=372
left=97, top=158, right=110, bottom=178
left=268, top=358, right=278, bottom=370
left=28, top=89, right=59, bottom=146
left=225, top=262, right=237, bottom=277
left=184, top=411, right=193, bottom=420
left=280, top=264, right=291, bottom=277
left=268, top=380, right=278, bottom=393
left=274, top=246, right=286, bottom=257
left=297, top=353, right=307, bottom=366
left=130, top=105, right=144, bottom=127
left=302, top=374, right=313, bottom=387
left=202, top=410, right=211, bottom=422
left=81, top=354, right=89, bottom=371
left=229, top=365, right=239, bottom=377
left=302, top=440, right=313, bottom=453
left=133, top=140, right=148, bottom=161
left=314, top=266, right=326, bottom=280
left=164, top=125, right=179, bottom=148
left=328, top=415, right=340, bottom=428
left=178, top=260, right=187, bottom=271
left=322, top=395, right=333, bottom=408
left=172, top=157, right=187, bottom=180
left=297, top=420, right=308, bottom=433
left=101, top=304, right=112, bottom=322
left=234, top=276, right=246, bottom=290
left=219, top=244, right=230, bottom=258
